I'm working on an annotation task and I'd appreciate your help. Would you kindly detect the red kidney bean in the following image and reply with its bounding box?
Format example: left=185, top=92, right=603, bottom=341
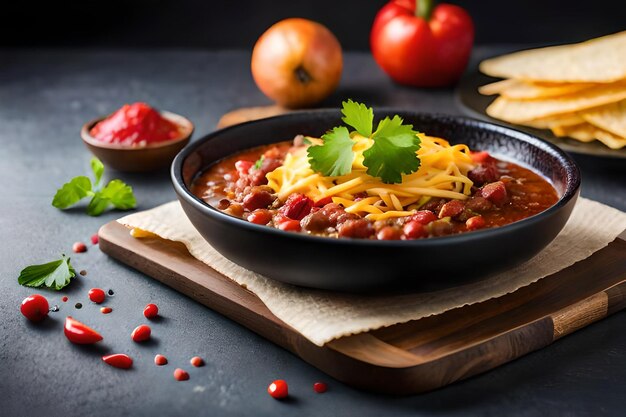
left=481, top=181, right=507, bottom=205
left=247, top=209, right=273, bottom=225
left=403, top=221, right=427, bottom=239
left=279, top=193, right=313, bottom=220
left=466, top=215, right=486, bottom=230
left=438, top=200, right=465, bottom=219
left=338, top=219, right=374, bottom=238
left=376, top=226, right=402, bottom=240
left=409, top=210, right=437, bottom=225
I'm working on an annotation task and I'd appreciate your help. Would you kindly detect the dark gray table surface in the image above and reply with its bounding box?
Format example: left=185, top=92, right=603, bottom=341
left=1, top=47, right=625, bottom=417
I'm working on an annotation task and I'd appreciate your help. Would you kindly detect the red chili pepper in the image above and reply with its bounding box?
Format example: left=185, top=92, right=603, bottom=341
left=268, top=380, right=288, bottom=399
left=88, top=288, right=106, bottom=304
left=313, top=382, right=328, bottom=393
left=174, top=368, right=189, bottom=381
left=143, top=303, right=159, bottom=319
left=64, top=316, right=103, bottom=344
left=102, top=354, right=133, bottom=369
left=131, top=324, right=151, bottom=342
left=371, top=0, right=474, bottom=87
left=20, top=294, right=49, bottom=322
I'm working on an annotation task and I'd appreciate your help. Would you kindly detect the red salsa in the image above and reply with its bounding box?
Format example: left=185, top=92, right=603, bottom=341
left=191, top=138, right=559, bottom=240
left=90, top=102, right=182, bottom=146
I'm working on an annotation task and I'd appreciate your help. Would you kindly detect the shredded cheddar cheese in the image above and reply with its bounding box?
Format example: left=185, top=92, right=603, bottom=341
left=266, top=134, right=476, bottom=220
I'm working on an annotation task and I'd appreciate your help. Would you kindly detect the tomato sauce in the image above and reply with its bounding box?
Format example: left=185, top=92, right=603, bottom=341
left=191, top=140, right=559, bottom=240
left=90, top=102, right=181, bottom=146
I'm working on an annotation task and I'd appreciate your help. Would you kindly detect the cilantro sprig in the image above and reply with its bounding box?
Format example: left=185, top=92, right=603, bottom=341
left=18, top=255, right=76, bottom=290
left=306, top=100, right=421, bottom=184
left=52, top=157, right=136, bottom=216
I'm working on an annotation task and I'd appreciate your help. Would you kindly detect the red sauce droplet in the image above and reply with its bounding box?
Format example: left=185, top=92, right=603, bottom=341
left=131, top=324, right=151, bottom=342
left=88, top=288, right=106, bottom=304
left=20, top=294, right=49, bottom=322
left=154, top=354, right=168, bottom=366
left=143, top=303, right=159, bottom=319
left=268, top=380, right=288, bottom=399
left=90, top=102, right=182, bottom=146
left=190, top=356, right=204, bottom=367
left=102, top=353, right=133, bottom=369
left=100, top=307, right=113, bottom=314
left=72, top=242, right=87, bottom=253
left=91, top=233, right=99, bottom=245
left=174, top=368, right=189, bottom=381
left=62, top=296, right=69, bottom=302
left=313, top=382, right=328, bottom=393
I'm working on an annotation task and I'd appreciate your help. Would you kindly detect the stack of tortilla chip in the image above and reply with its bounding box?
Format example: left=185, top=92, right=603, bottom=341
left=479, top=31, right=626, bottom=149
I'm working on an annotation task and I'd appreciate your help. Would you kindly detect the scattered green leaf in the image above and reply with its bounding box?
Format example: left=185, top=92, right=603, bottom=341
left=18, top=255, right=76, bottom=290
left=52, top=157, right=136, bottom=216
left=253, top=155, right=265, bottom=170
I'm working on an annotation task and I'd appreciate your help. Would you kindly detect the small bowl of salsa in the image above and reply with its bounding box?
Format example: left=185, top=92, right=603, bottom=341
left=81, top=102, right=194, bottom=172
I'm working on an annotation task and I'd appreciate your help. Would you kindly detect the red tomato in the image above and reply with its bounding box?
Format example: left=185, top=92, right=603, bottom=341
left=268, top=380, right=288, bottom=399
left=102, top=354, right=133, bottom=369
left=131, top=324, right=151, bottom=342
left=64, top=316, right=103, bottom=344
left=370, top=0, right=474, bottom=87
left=20, top=294, right=49, bottom=322
left=143, top=303, right=159, bottom=319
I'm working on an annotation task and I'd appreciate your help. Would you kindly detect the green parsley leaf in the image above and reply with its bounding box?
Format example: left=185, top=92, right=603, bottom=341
left=52, top=176, right=93, bottom=209
left=253, top=156, right=265, bottom=170
left=18, top=255, right=76, bottom=290
left=363, top=116, right=421, bottom=184
left=307, top=126, right=355, bottom=177
left=341, top=99, right=373, bottom=137
left=91, top=157, right=104, bottom=186
left=100, top=179, right=136, bottom=209
left=52, top=159, right=136, bottom=216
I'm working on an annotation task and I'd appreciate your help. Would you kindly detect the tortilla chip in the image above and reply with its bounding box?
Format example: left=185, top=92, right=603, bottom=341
left=486, top=83, right=626, bottom=123
left=581, top=99, right=626, bottom=138
left=552, top=123, right=626, bottom=149
left=520, top=113, right=586, bottom=129
left=480, top=31, right=626, bottom=83
left=480, top=79, right=596, bottom=99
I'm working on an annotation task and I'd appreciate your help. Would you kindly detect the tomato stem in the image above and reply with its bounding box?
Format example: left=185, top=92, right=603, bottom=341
left=416, top=0, right=435, bottom=20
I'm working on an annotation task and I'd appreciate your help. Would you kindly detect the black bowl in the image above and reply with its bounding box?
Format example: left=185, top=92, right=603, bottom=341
left=172, top=110, right=580, bottom=292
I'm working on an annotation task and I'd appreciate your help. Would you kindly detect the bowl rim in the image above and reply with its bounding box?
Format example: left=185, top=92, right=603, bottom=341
left=81, top=109, right=194, bottom=151
left=171, top=109, right=581, bottom=248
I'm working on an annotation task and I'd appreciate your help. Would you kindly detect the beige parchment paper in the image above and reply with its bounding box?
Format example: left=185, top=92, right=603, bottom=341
left=118, top=197, right=626, bottom=346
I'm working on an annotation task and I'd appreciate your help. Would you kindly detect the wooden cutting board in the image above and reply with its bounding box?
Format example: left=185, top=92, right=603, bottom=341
left=99, top=221, right=626, bottom=395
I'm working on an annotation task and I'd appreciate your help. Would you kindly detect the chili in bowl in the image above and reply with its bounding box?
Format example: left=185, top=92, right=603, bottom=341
left=172, top=109, right=580, bottom=292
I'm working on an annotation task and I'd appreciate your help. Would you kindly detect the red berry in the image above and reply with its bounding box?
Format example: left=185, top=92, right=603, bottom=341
left=143, top=303, right=159, bottom=319
left=131, top=324, right=151, bottom=342
left=102, top=354, right=133, bottom=369
left=91, top=233, right=99, bottom=245
left=174, top=368, right=189, bottom=381
left=268, top=380, right=288, bottom=399
left=100, top=307, right=113, bottom=314
left=61, top=296, right=69, bottom=302
left=20, top=294, right=49, bottom=322
left=154, top=354, right=168, bottom=366
left=313, top=382, right=328, bottom=393
left=72, top=242, right=87, bottom=253
left=190, top=356, right=204, bottom=367
left=88, top=288, right=106, bottom=304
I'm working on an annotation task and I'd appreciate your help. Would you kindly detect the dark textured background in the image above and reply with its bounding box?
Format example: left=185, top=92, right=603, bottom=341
left=3, top=0, right=626, bottom=49
left=2, top=1, right=626, bottom=416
